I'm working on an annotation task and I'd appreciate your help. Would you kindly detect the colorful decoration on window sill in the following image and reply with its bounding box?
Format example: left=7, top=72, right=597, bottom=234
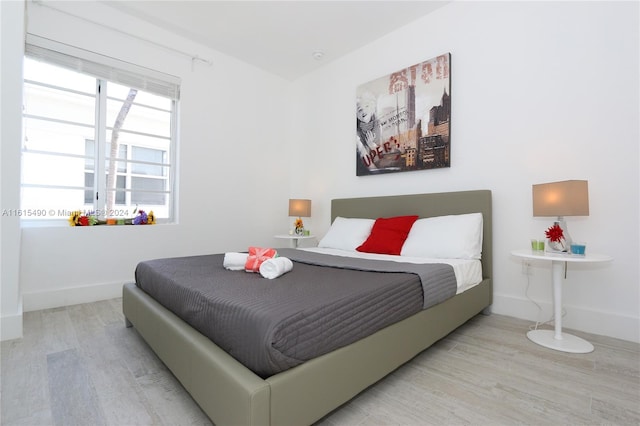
left=68, top=211, right=100, bottom=226
left=133, top=210, right=155, bottom=225
left=68, top=208, right=156, bottom=226
left=294, top=218, right=304, bottom=235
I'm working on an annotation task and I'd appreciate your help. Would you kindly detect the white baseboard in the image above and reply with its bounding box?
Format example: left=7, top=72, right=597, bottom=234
left=492, top=292, right=640, bottom=344
left=1, top=312, right=23, bottom=341
left=22, top=281, right=124, bottom=312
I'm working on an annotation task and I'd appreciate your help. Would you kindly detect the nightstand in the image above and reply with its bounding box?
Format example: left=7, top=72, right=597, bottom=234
left=274, top=234, right=315, bottom=248
left=511, top=249, right=612, bottom=353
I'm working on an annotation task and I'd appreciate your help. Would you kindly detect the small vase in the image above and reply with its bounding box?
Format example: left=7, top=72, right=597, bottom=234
left=548, top=239, right=565, bottom=252
left=295, top=227, right=304, bottom=236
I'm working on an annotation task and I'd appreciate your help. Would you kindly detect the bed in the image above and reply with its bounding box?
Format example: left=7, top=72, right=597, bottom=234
left=122, top=189, right=493, bottom=425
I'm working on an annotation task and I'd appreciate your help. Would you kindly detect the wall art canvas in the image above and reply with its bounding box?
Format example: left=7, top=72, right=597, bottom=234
left=356, top=53, right=451, bottom=176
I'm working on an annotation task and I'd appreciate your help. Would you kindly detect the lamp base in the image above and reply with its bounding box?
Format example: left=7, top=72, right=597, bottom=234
left=546, top=240, right=567, bottom=253
left=545, top=218, right=572, bottom=253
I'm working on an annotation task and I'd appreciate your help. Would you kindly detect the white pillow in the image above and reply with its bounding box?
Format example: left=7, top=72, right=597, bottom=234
left=400, top=213, right=483, bottom=259
left=317, top=217, right=375, bottom=251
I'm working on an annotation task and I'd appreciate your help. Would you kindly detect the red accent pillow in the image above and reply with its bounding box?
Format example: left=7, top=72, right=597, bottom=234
left=356, top=215, right=419, bottom=255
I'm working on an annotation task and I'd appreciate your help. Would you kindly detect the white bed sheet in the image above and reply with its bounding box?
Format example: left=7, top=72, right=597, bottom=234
left=300, top=247, right=483, bottom=294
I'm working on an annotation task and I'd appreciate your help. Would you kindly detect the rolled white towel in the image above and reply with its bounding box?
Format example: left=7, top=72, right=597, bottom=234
left=223, top=252, right=248, bottom=271
left=259, top=257, right=293, bottom=279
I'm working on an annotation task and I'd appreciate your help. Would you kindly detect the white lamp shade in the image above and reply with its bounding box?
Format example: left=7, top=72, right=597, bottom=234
left=532, top=180, right=589, bottom=217
left=288, top=199, right=311, bottom=217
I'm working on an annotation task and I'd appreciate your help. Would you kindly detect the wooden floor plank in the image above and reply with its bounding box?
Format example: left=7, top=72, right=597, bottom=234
left=47, top=348, right=106, bottom=426
left=1, top=298, right=638, bottom=426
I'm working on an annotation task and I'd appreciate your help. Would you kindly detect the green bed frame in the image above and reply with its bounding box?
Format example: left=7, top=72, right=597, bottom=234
left=123, top=190, right=493, bottom=425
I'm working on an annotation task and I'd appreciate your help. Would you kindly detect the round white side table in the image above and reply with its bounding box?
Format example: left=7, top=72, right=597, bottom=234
left=274, top=234, right=315, bottom=248
left=511, top=249, right=612, bottom=354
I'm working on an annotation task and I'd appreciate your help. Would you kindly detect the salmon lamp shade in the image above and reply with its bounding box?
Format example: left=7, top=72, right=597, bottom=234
left=532, top=180, right=589, bottom=217
left=288, top=199, right=311, bottom=218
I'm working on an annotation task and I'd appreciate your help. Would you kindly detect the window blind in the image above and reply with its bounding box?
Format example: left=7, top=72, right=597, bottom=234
left=25, top=34, right=180, bottom=100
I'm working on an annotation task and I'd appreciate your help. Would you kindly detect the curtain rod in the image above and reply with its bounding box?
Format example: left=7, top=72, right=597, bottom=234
left=30, top=0, right=213, bottom=71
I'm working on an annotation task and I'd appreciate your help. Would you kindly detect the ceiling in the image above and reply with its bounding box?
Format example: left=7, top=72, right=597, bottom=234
left=101, top=1, right=449, bottom=81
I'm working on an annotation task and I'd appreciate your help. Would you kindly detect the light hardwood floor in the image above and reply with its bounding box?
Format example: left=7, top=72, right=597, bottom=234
left=1, top=298, right=638, bottom=425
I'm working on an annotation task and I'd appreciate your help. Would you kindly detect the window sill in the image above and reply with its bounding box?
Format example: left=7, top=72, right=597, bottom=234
left=20, top=219, right=172, bottom=228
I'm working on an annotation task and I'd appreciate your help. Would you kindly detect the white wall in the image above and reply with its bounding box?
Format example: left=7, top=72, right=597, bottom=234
left=2, top=1, right=638, bottom=344
left=10, top=1, right=292, bottom=316
left=289, top=1, right=639, bottom=342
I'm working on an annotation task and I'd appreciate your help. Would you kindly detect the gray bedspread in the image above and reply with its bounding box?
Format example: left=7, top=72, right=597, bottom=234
left=134, top=249, right=456, bottom=377
left=282, top=249, right=456, bottom=310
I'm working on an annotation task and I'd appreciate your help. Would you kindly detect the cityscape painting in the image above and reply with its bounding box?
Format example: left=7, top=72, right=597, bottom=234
left=356, top=53, right=451, bottom=176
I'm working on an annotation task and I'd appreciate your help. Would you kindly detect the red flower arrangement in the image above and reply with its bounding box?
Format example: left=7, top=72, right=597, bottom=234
left=545, top=223, right=565, bottom=247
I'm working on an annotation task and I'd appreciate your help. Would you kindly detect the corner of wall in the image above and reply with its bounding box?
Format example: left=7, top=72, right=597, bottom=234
left=1, top=0, right=25, bottom=342
left=1, top=309, right=24, bottom=342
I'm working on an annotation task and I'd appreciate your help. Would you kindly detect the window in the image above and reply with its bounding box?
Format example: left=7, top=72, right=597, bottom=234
left=21, top=38, right=179, bottom=223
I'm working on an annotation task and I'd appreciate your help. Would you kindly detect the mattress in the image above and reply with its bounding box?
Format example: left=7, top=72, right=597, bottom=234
left=134, top=249, right=458, bottom=377
left=302, top=247, right=483, bottom=294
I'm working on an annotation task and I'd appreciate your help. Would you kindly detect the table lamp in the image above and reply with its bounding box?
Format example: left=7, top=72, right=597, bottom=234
left=532, top=180, right=589, bottom=251
left=288, top=199, right=311, bottom=235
